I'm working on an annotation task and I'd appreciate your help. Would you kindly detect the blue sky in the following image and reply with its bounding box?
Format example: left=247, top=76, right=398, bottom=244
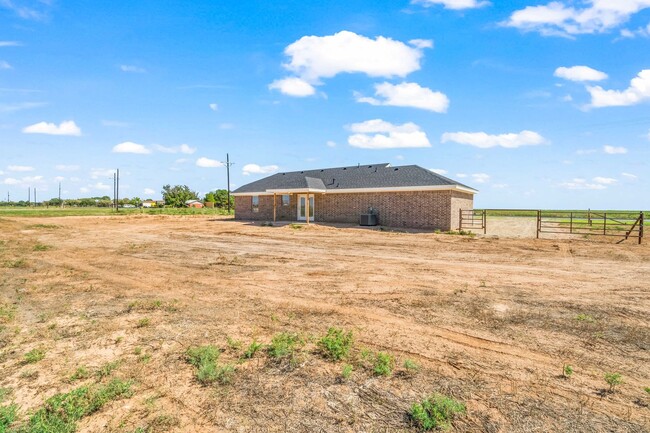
left=1, top=0, right=649, bottom=209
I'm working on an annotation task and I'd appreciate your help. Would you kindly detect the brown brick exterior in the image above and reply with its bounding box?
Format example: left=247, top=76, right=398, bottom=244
left=235, top=190, right=474, bottom=231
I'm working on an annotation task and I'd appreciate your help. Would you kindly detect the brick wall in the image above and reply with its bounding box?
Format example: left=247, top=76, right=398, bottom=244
left=235, top=190, right=474, bottom=231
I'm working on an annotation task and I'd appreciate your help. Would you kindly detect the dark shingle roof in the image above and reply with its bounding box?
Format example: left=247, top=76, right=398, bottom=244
left=233, top=163, right=476, bottom=194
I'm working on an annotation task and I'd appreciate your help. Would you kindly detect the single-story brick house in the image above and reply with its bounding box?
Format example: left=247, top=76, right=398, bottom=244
left=232, top=163, right=477, bottom=230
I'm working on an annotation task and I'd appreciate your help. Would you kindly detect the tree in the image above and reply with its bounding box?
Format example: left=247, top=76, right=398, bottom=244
left=162, top=185, right=199, bottom=208
left=204, top=189, right=233, bottom=209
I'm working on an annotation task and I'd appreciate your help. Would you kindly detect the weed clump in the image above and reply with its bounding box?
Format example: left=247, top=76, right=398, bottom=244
left=70, top=366, right=90, bottom=381
left=23, top=348, right=45, bottom=364
left=317, top=328, right=353, bottom=361
left=267, top=332, right=303, bottom=360
left=18, top=379, right=132, bottom=432
left=242, top=341, right=263, bottom=359
left=136, top=318, right=150, bottom=328
left=33, top=244, right=52, bottom=251
left=341, top=364, right=353, bottom=380
left=605, top=372, right=623, bottom=392
left=373, top=352, right=394, bottom=376
left=0, top=403, right=18, bottom=431
left=185, top=345, right=233, bottom=385
left=410, top=393, right=466, bottom=431
left=563, top=365, right=573, bottom=378
left=96, top=360, right=121, bottom=380
left=403, top=359, right=419, bottom=373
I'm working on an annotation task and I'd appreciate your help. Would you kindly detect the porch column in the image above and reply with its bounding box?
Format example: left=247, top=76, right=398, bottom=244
left=273, top=193, right=276, bottom=223
left=306, top=193, right=310, bottom=225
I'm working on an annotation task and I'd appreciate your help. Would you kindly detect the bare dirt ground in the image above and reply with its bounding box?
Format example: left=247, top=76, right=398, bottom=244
left=1, top=215, right=649, bottom=432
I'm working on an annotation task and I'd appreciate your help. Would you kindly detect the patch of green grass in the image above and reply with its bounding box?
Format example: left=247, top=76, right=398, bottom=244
left=136, top=318, right=150, bottom=328
left=18, top=379, right=132, bottom=433
left=341, top=364, right=353, bottom=380
left=289, top=223, right=303, bottom=230
left=0, top=304, right=15, bottom=323
left=0, top=388, right=10, bottom=403
left=410, top=393, right=466, bottom=431
left=23, top=348, right=45, bottom=364
left=267, top=332, right=303, bottom=360
left=186, top=345, right=220, bottom=368
left=4, top=259, right=26, bottom=269
left=317, top=328, right=354, bottom=361
left=644, top=387, right=650, bottom=394
left=242, top=340, right=263, bottom=359
left=576, top=313, right=595, bottom=322
left=138, top=354, right=152, bottom=364
left=403, top=359, right=419, bottom=373
left=33, top=244, right=52, bottom=251
left=373, top=352, right=394, bottom=376
left=605, top=372, right=623, bottom=392
left=0, top=403, right=18, bottom=432
left=226, top=337, right=242, bottom=351
left=185, top=345, right=232, bottom=385
left=70, top=366, right=90, bottom=382
left=96, top=360, right=121, bottom=380
left=563, top=365, right=573, bottom=378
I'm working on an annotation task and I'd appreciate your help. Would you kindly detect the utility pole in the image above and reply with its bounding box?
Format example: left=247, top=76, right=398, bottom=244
left=58, top=182, right=62, bottom=208
left=34, top=188, right=37, bottom=207
left=226, top=154, right=231, bottom=214
left=28, top=187, right=31, bottom=206
left=115, top=168, right=120, bottom=212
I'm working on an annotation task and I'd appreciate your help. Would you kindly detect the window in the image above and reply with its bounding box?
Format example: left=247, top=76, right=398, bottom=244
left=281, top=194, right=290, bottom=206
left=252, top=195, right=259, bottom=213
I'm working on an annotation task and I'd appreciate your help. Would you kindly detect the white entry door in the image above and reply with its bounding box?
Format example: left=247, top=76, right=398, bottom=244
left=297, top=195, right=314, bottom=221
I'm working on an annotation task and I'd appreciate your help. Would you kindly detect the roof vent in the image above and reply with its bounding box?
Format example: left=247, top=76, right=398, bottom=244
left=300, top=171, right=304, bottom=174
left=282, top=173, right=286, bottom=175
left=394, top=168, right=399, bottom=171
left=343, top=167, right=347, bottom=170
left=368, top=165, right=372, bottom=168
left=320, top=169, right=324, bottom=172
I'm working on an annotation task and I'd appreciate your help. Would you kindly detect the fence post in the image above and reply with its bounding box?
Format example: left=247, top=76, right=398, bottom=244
left=603, top=212, right=607, bottom=235
left=588, top=208, right=592, bottom=227
left=640, top=212, right=644, bottom=245
left=570, top=212, right=573, bottom=234
left=536, top=210, right=540, bottom=239
left=483, top=210, right=487, bottom=235
left=459, top=208, right=462, bottom=231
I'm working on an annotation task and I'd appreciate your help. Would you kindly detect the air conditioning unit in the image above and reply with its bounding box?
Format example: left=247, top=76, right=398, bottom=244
left=360, top=213, right=378, bottom=226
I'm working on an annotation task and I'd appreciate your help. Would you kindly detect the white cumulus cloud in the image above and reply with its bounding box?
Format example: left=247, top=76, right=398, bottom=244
left=242, top=164, right=280, bottom=176
left=120, top=65, right=146, bottom=73
left=8, top=165, right=34, bottom=172
left=587, top=69, right=650, bottom=108
left=621, top=172, right=638, bottom=180
left=471, top=173, right=490, bottom=183
left=430, top=168, right=448, bottom=175
left=22, top=120, right=82, bottom=136
left=441, top=130, right=545, bottom=149
left=269, top=77, right=316, bottom=97
left=355, top=82, right=449, bottom=113
left=412, top=0, right=489, bottom=10
left=554, top=66, right=608, bottom=82
left=144, top=188, right=156, bottom=195
left=271, top=31, right=430, bottom=96
left=326, top=140, right=336, bottom=147
left=603, top=145, right=627, bottom=154
left=0, top=61, right=12, bottom=70
left=559, top=178, right=606, bottom=190
left=593, top=176, right=617, bottom=185
left=151, top=143, right=196, bottom=154
left=209, top=103, right=218, bottom=111
left=112, top=141, right=151, bottom=154
left=347, top=119, right=431, bottom=149
left=196, top=157, right=224, bottom=168
left=505, top=1, right=650, bottom=37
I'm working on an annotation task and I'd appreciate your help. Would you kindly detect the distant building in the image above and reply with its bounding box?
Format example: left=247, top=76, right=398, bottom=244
left=233, top=163, right=477, bottom=231
left=185, top=199, right=204, bottom=208
left=142, top=200, right=158, bottom=208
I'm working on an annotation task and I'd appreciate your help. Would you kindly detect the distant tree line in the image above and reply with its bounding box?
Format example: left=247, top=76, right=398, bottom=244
left=161, top=185, right=233, bottom=209
left=0, top=196, right=144, bottom=207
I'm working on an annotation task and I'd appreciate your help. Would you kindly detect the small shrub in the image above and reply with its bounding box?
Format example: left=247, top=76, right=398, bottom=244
left=134, top=347, right=142, bottom=355
left=24, top=348, right=45, bottom=364
left=318, top=328, right=354, bottom=361
left=4, top=259, right=26, bottom=268
left=576, top=313, right=594, bottom=322
left=410, top=393, right=466, bottom=431
left=0, top=403, right=18, bottom=430
left=289, top=223, right=302, bottom=230
left=138, top=354, right=151, bottom=364
left=403, top=359, right=419, bottom=373
left=185, top=345, right=230, bottom=385
left=0, top=388, right=10, bottom=403
left=33, top=244, right=52, bottom=251
left=644, top=387, right=650, bottom=394
left=373, top=352, right=394, bottom=376
left=267, top=332, right=303, bottom=360
left=136, top=318, right=150, bottom=328
left=19, top=370, right=38, bottom=380
left=563, top=365, right=573, bottom=378
left=242, top=340, right=263, bottom=359
left=0, top=304, right=16, bottom=323
left=604, top=372, right=623, bottom=392
left=70, top=366, right=90, bottom=381
left=341, top=364, right=353, bottom=380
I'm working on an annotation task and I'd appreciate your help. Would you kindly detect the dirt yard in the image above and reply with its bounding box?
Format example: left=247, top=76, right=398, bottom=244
left=1, top=215, right=649, bottom=432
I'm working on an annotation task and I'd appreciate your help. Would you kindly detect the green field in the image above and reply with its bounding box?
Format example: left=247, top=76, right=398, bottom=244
left=0, top=207, right=233, bottom=218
